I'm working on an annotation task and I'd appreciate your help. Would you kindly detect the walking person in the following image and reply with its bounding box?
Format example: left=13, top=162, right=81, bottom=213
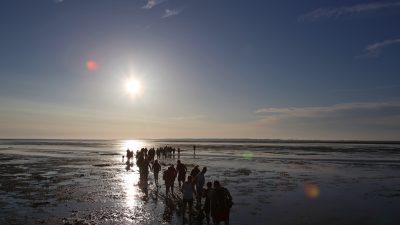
left=176, top=160, right=187, bottom=188
left=163, top=165, right=177, bottom=194
left=195, top=167, right=207, bottom=208
left=138, top=155, right=150, bottom=184
left=203, top=182, right=213, bottom=225
left=156, top=148, right=161, bottom=159
left=190, top=165, right=200, bottom=178
left=181, top=176, right=196, bottom=225
left=211, top=181, right=233, bottom=225
left=153, top=160, right=161, bottom=186
left=126, top=149, right=132, bottom=163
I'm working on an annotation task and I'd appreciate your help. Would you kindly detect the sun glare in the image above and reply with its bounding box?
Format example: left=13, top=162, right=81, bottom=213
left=125, top=79, right=143, bottom=97
left=121, top=140, right=144, bottom=152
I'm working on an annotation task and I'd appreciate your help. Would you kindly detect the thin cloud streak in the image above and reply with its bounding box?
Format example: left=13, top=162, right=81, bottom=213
left=142, top=0, right=167, bottom=9
left=360, top=38, right=400, bottom=57
left=334, top=85, right=400, bottom=92
left=300, top=2, right=400, bottom=21
left=162, top=8, right=182, bottom=18
left=256, top=102, right=400, bottom=118
left=252, top=102, right=400, bottom=140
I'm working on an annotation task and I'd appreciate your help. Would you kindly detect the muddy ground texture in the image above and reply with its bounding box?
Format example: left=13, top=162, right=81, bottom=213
left=0, top=152, right=189, bottom=225
left=1, top=148, right=400, bottom=225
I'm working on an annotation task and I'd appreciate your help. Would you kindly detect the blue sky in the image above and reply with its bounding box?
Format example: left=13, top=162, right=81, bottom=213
left=0, top=0, right=399, bottom=140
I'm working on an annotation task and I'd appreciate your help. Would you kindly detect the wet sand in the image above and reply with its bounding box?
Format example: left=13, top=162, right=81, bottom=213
left=1, top=140, right=400, bottom=225
left=1, top=153, right=176, bottom=225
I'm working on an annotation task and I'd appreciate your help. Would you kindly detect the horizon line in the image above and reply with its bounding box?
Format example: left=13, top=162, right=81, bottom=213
left=1, top=138, right=399, bottom=144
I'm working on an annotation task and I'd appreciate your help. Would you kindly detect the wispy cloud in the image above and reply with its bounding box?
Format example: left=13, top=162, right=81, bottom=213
left=300, top=2, right=400, bottom=21
left=53, top=0, right=64, bottom=3
left=256, top=102, right=400, bottom=118
left=252, top=102, right=400, bottom=140
left=142, top=0, right=167, bottom=9
left=335, top=85, right=400, bottom=92
left=162, top=8, right=182, bottom=18
left=360, top=38, right=400, bottom=57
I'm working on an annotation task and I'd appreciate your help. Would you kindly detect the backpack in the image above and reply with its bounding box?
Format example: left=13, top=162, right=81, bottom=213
left=216, top=187, right=233, bottom=210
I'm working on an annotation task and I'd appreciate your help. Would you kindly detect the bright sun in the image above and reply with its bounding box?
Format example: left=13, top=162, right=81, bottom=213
left=125, top=79, right=143, bottom=96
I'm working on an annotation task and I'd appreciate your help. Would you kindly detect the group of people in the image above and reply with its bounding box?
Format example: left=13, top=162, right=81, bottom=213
left=179, top=166, right=233, bottom=225
left=156, top=146, right=181, bottom=159
left=124, top=146, right=181, bottom=183
left=159, top=160, right=232, bottom=225
left=124, top=146, right=233, bottom=225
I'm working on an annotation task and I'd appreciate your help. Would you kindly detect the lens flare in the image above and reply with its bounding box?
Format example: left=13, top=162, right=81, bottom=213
left=86, top=60, right=98, bottom=71
left=242, top=151, right=253, bottom=160
left=304, top=182, right=320, bottom=199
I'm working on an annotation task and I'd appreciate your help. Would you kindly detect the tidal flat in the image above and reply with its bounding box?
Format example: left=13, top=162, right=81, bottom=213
left=1, top=140, right=400, bottom=225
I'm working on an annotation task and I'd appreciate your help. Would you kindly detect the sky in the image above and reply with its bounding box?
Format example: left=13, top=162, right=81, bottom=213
left=0, top=0, right=400, bottom=140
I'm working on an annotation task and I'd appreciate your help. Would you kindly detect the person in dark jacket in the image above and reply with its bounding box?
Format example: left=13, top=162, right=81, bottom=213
left=203, top=182, right=213, bottom=225
left=152, top=160, right=161, bottom=186
left=176, top=160, right=187, bottom=188
left=211, top=181, right=233, bottom=225
left=163, top=165, right=177, bottom=194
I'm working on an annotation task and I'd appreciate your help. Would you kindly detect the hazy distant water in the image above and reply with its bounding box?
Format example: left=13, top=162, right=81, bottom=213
left=1, top=139, right=399, bottom=161
left=1, top=139, right=400, bottom=225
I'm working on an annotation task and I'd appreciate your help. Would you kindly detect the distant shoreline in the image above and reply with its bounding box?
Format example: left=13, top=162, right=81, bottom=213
left=152, top=138, right=400, bottom=145
left=1, top=138, right=399, bottom=145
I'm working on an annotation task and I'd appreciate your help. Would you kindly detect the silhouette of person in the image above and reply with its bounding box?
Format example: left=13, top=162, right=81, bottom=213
left=164, top=165, right=177, bottom=194
left=190, top=165, right=200, bottom=178
left=211, top=181, right=233, bottom=225
left=203, top=182, right=213, bottom=225
left=176, top=160, right=187, bottom=188
left=126, top=149, right=130, bottom=162
left=195, top=167, right=207, bottom=208
left=156, top=148, right=161, bottom=159
left=153, top=160, right=161, bottom=186
left=181, top=175, right=196, bottom=225
left=125, top=162, right=131, bottom=171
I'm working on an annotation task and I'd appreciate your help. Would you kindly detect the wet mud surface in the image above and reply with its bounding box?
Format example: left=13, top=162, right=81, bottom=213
left=1, top=141, right=400, bottom=225
left=0, top=153, right=170, bottom=225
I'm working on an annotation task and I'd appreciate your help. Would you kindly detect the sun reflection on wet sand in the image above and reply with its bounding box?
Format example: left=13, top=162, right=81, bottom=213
left=120, top=168, right=140, bottom=209
left=121, top=140, right=145, bottom=152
